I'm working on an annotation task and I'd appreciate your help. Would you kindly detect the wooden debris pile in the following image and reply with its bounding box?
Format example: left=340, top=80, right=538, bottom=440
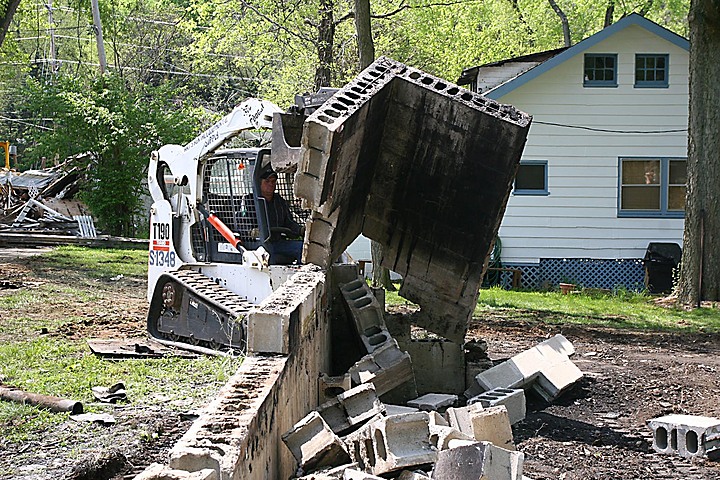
left=0, top=154, right=96, bottom=237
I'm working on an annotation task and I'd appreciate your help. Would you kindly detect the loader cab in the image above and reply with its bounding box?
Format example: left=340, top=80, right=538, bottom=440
left=195, top=148, right=308, bottom=264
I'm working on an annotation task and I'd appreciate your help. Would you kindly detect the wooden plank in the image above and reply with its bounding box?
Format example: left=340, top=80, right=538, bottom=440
left=0, top=232, right=147, bottom=249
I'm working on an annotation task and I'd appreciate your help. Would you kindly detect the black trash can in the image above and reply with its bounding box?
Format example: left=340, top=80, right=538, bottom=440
left=643, top=243, right=682, bottom=294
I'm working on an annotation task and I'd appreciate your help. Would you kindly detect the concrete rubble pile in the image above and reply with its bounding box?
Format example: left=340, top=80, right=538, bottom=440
left=0, top=153, right=96, bottom=237
left=279, top=274, right=583, bottom=479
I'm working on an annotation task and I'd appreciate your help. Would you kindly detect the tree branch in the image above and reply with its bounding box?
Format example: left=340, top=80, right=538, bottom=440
left=237, top=0, right=316, bottom=45
left=372, top=0, right=478, bottom=20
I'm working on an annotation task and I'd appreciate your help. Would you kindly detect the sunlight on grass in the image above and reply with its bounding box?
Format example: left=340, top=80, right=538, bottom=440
left=476, top=286, right=720, bottom=333
left=0, top=337, right=243, bottom=441
left=31, top=246, right=148, bottom=279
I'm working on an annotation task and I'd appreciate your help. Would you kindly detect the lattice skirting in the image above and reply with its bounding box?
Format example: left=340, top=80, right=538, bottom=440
left=495, top=258, right=646, bottom=291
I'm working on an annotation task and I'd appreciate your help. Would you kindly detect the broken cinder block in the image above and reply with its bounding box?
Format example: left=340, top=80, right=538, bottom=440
left=318, top=383, right=385, bottom=435
left=348, top=339, right=416, bottom=397
left=340, top=279, right=393, bottom=354
left=431, top=441, right=523, bottom=480
left=647, top=414, right=720, bottom=459
left=367, top=411, right=437, bottom=475
left=282, top=410, right=351, bottom=472
left=468, top=388, right=525, bottom=425
left=133, top=463, right=217, bottom=480
left=445, top=404, right=515, bottom=451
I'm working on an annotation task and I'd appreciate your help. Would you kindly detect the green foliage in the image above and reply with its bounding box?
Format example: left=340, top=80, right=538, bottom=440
left=20, top=75, right=205, bottom=236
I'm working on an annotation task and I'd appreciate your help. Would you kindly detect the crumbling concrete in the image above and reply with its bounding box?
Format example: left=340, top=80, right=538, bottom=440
left=647, top=414, right=720, bottom=459
left=296, top=56, right=531, bottom=344
left=319, top=373, right=353, bottom=404
left=157, top=265, right=334, bottom=480
left=246, top=265, right=325, bottom=354
left=402, top=339, right=466, bottom=395
left=366, top=412, right=437, bottom=475
left=348, top=339, right=416, bottom=398
left=133, top=463, right=217, bottom=480
left=431, top=441, right=524, bottom=480
left=282, top=411, right=352, bottom=472
left=317, top=383, right=385, bottom=435
left=468, top=388, right=526, bottom=425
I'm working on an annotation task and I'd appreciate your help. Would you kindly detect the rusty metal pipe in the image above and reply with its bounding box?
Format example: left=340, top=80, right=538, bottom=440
left=0, top=385, right=83, bottom=414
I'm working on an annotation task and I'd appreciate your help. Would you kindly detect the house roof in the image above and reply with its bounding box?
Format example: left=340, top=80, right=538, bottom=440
left=459, top=13, right=689, bottom=100
left=457, top=47, right=568, bottom=87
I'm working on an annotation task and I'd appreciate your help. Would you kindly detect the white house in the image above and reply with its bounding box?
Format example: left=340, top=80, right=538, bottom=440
left=458, top=13, right=689, bottom=290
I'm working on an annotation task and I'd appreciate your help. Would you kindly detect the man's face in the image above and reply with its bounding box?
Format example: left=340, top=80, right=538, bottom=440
left=261, top=175, right=277, bottom=199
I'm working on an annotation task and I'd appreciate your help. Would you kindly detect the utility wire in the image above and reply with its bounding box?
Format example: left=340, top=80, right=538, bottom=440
left=534, top=120, right=687, bottom=134
left=0, top=115, right=53, bottom=130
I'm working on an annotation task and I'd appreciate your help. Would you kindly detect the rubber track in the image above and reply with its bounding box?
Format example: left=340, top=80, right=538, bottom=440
left=170, top=269, right=254, bottom=319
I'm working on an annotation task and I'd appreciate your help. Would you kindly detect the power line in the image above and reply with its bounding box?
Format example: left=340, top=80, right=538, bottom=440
left=534, top=120, right=687, bottom=134
left=0, top=115, right=53, bottom=130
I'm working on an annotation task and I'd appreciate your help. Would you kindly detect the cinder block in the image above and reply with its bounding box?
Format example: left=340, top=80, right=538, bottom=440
left=343, top=413, right=384, bottom=471
left=368, top=412, right=437, bottom=475
left=429, top=425, right=475, bottom=451
left=319, top=373, right=352, bottom=404
left=318, top=383, right=385, bottom=435
left=246, top=264, right=324, bottom=354
left=282, top=411, right=351, bottom=472
left=431, top=441, right=523, bottom=480
left=349, top=340, right=416, bottom=396
left=407, top=393, right=458, bottom=412
left=445, top=405, right=514, bottom=451
left=405, top=339, right=466, bottom=395
left=533, top=358, right=583, bottom=402
left=340, top=279, right=393, bottom=354
left=133, top=463, right=217, bottom=480
left=472, top=360, right=526, bottom=392
left=468, top=388, right=525, bottom=425
left=647, top=414, right=720, bottom=459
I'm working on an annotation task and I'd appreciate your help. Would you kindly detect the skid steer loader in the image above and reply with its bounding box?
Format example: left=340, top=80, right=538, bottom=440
left=145, top=96, right=326, bottom=354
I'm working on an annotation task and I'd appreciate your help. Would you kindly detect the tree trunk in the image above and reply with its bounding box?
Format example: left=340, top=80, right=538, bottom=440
left=355, top=0, right=374, bottom=69
left=603, top=0, right=614, bottom=28
left=548, top=0, right=571, bottom=47
left=678, top=0, right=720, bottom=304
left=314, top=0, right=335, bottom=90
left=0, top=0, right=21, bottom=48
left=354, top=0, right=392, bottom=290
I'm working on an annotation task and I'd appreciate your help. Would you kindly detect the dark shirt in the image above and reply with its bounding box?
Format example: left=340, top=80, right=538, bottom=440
left=263, top=194, right=302, bottom=238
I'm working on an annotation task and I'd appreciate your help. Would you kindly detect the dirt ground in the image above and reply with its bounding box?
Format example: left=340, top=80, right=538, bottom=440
left=2, top=248, right=720, bottom=479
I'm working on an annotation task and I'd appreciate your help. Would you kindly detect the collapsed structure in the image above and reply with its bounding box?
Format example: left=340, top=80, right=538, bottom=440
left=135, top=57, right=539, bottom=479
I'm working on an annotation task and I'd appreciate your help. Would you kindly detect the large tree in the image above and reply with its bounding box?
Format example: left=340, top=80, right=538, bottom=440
left=677, top=0, right=720, bottom=305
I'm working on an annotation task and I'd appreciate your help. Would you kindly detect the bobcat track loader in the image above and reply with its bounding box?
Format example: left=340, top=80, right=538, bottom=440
left=145, top=97, right=320, bottom=354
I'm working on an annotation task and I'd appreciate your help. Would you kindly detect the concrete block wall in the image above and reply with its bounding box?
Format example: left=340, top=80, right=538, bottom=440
left=135, top=265, right=333, bottom=480
left=296, top=56, right=531, bottom=344
left=339, top=278, right=393, bottom=354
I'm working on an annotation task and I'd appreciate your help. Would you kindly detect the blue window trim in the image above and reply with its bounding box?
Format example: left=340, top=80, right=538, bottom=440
left=635, top=54, right=669, bottom=88
left=584, top=53, right=618, bottom=87
left=617, top=157, right=685, bottom=218
left=514, top=160, right=549, bottom=196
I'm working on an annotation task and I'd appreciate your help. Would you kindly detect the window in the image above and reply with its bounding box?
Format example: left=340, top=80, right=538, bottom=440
left=619, top=158, right=686, bottom=217
left=514, top=161, right=548, bottom=195
left=584, top=54, right=617, bottom=87
left=635, top=54, right=669, bottom=87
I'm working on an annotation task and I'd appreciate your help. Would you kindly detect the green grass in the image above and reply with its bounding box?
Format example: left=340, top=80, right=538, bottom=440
left=0, top=246, right=242, bottom=442
left=477, top=286, right=720, bottom=332
left=386, top=283, right=720, bottom=333
left=28, top=245, right=148, bottom=280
